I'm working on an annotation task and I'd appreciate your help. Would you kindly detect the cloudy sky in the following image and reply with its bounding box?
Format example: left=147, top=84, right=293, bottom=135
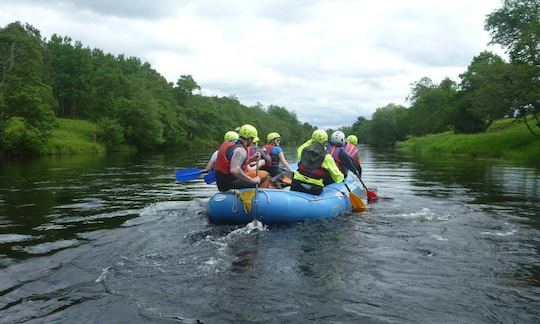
left=0, top=0, right=504, bottom=128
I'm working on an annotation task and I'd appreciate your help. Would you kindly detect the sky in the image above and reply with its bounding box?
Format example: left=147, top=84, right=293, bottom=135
left=0, top=0, right=505, bottom=129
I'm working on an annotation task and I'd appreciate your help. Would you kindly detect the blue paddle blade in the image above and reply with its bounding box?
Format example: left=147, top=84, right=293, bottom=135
left=175, top=168, right=202, bottom=182
left=203, top=170, right=216, bottom=184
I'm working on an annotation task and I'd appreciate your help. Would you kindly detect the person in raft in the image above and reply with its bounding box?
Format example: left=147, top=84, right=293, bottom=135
left=202, top=131, right=239, bottom=173
left=290, top=129, right=344, bottom=195
left=324, top=130, right=359, bottom=185
left=261, top=132, right=293, bottom=177
left=215, top=124, right=270, bottom=192
left=344, top=134, right=362, bottom=177
left=245, top=136, right=270, bottom=172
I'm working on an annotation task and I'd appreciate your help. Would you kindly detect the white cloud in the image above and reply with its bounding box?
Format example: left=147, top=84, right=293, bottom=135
left=0, top=0, right=504, bottom=129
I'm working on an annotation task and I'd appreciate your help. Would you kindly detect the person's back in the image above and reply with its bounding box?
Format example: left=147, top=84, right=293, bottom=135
left=324, top=131, right=356, bottom=185
left=290, top=130, right=343, bottom=195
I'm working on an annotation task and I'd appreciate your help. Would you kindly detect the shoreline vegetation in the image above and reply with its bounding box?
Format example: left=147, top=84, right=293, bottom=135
left=2, top=1, right=540, bottom=165
left=396, top=117, right=540, bottom=166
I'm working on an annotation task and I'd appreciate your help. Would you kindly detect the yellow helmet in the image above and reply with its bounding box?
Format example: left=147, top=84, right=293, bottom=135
left=238, top=124, right=258, bottom=139
left=311, top=129, right=328, bottom=144
left=224, top=131, right=239, bottom=141
left=346, top=135, right=358, bottom=145
left=253, top=136, right=260, bottom=144
left=267, top=132, right=280, bottom=142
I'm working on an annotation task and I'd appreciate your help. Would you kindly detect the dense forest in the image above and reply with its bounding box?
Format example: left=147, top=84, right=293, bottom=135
left=0, top=0, right=539, bottom=155
left=0, top=23, right=316, bottom=154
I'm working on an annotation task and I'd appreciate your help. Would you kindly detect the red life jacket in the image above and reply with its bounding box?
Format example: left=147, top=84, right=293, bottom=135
left=327, top=145, right=344, bottom=170
left=215, top=141, right=247, bottom=174
left=263, top=144, right=280, bottom=167
left=297, top=162, right=326, bottom=179
left=344, top=143, right=360, bottom=166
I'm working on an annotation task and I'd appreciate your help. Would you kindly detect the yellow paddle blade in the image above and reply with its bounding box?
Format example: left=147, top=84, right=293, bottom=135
left=349, top=192, right=368, bottom=212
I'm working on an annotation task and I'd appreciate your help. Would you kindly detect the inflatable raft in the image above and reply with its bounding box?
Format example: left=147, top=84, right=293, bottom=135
left=207, top=172, right=365, bottom=224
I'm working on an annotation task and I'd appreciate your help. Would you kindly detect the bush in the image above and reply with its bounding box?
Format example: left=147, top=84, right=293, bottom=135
left=96, top=118, right=124, bottom=148
left=1, top=117, right=46, bottom=154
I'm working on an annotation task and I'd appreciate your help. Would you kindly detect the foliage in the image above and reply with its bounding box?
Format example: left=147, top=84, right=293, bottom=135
left=2, top=117, right=45, bottom=154
left=0, top=21, right=315, bottom=154
left=485, top=0, right=540, bottom=66
left=369, top=104, right=409, bottom=146
left=0, top=22, right=57, bottom=152
left=396, top=117, right=540, bottom=165
left=96, top=117, right=124, bottom=147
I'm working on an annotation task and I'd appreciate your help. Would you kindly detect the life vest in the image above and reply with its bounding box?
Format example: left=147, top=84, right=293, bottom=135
left=297, top=162, right=326, bottom=179
left=327, top=145, right=344, bottom=171
left=215, top=140, right=247, bottom=174
left=263, top=144, right=280, bottom=168
left=344, top=143, right=360, bottom=166
left=296, top=142, right=327, bottom=185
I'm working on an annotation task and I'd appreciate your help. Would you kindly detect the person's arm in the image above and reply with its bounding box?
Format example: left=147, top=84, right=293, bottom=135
left=278, top=152, right=293, bottom=172
left=322, top=154, right=344, bottom=183
left=230, top=148, right=260, bottom=183
left=202, top=151, right=218, bottom=172
left=354, top=151, right=362, bottom=176
left=339, top=149, right=357, bottom=174
left=261, top=148, right=272, bottom=164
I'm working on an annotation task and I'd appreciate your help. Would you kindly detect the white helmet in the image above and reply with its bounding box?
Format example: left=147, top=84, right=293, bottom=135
left=330, top=130, right=345, bottom=146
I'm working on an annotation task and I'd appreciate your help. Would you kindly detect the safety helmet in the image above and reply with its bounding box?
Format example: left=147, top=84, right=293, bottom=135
left=238, top=124, right=258, bottom=139
left=330, top=130, right=346, bottom=146
left=224, top=131, right=239, bottom=141
left=267, top=132, right=280, bottom=142
left=253, top=136, right=260, bottom=144
left=346, top=135, right=358, bottom=145
left=311, top=129, right=328, bottom=144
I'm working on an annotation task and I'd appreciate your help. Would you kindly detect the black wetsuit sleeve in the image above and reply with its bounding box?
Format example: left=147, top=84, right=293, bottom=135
left=340, top=149, right=358, bottom=175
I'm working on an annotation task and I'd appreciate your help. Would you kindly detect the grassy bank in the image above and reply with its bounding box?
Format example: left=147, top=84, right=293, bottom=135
left=41, top=118, right=105, bottom=154
left=395, top=118, right=540, bottom=166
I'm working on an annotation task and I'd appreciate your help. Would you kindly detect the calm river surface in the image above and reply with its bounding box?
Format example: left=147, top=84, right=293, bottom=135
left=0, top=147, right=539, bottom=323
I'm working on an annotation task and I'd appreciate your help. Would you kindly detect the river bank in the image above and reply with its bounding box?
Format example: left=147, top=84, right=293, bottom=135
left=395, top=118, right=540, bottom=166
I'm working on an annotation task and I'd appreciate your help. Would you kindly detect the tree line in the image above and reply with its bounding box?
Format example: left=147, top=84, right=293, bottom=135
left=342, top=0, right=540, bottom=146
left=0, top=22, right=316, bottom=154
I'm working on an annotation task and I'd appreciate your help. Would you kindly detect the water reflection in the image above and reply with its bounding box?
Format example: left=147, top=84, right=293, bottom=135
left=0, top=147, right=539, bottom=323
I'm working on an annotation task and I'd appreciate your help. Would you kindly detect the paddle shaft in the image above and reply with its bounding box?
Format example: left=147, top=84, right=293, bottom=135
left=253, top=156, right=261, bottom=220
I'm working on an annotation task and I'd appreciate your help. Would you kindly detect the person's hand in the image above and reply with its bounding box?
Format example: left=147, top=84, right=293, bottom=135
left=254, top=152, right=261, bottom=159
left=252, top=176, right=261, bottom=184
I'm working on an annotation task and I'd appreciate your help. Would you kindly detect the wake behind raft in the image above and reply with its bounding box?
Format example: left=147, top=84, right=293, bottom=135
left=207, top=171, right=366, bottom=224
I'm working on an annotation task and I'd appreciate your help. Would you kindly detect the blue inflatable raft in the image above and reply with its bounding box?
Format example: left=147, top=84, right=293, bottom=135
left=207, top=172, right=365, bottom=224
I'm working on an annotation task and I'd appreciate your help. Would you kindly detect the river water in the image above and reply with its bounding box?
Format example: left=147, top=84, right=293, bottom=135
left=0, top=147, right=538, bottom=323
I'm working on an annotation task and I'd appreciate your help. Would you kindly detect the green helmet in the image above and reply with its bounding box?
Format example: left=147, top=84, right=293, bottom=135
left=346, top=135, right=358, bottom=145
left=224, top=131, right=239, bottom=141
left=311, top=129, right=328, bottom=144
left=253, top=136, right=260, bottom=144
left=238, top=124, right=258, bottom=139
left=267, top=132, right=280, bottom=142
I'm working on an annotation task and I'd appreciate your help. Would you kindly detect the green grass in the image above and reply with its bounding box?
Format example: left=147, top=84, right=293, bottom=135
left=41, top=118, right=106, bottom=154
left=396, top=118, right=540, bottom=166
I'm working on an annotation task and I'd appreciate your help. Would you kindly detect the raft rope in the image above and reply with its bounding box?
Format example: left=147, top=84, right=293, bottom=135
left=226, top=187, right=348, bottom=214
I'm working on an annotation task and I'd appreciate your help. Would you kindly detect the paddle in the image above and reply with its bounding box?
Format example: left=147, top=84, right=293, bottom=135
left=344, top=182, right=368, bottom=212
left=175, top=167, right=214, bottom=183
left=252, top=157, right=261, bottom=220
left=354, top=172, right=378, bottom=203
left=175, top=168, right=204, bottom=182
left=203, top=170, right=216, bottom=184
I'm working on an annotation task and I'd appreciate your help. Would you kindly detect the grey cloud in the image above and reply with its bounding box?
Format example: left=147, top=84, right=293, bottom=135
left=371, top=10, right=484, bottom=67
left=7, top=0, right=179, bottom=18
